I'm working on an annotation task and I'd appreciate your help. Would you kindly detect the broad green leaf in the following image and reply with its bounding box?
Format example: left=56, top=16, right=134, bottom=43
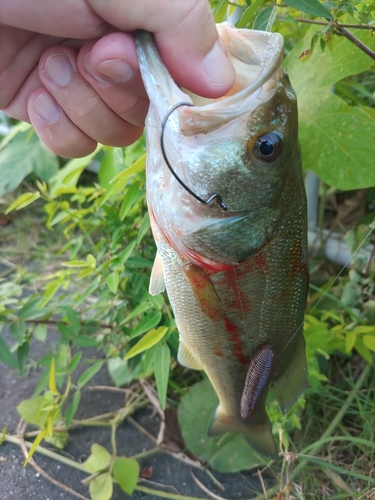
left=283, top=0, right=333, bottom=19
left=129, top=311, right=162, bottom=339
left=253, top=6, right=277, bottom=31
left=106, top=271, right=119, bottom=293
left=178, top=378, right=264, bottom=472
left=57, top=322, right=77, bottom=341
left=86, top=254, right=97, bottom=268
left=113, top=457, right=140, bottom=495
left=237, top=0, right=267, bottom=28
left=33, top=370, right=49, bottom=397
left=77, top=361, right=104, bottom=389
left=0, top=336, right=18, bottom=368
left=89, top=473, right=113, bottom=500
left=125, top=326, right=169, bottom=359
left=84, top=444, right=111, bottom=472
left=154, top=344, right=170, bottom=410
left=18, top=341, right=29, bottom=377
left=285, top=27, right=375, bottom=189
left=136, top=212, right=150, bottom=245
left=119, top=181, right=140, bottom=220
left=0, top=131, right=58, bottom=196
left=10, top=321, right=27, bottom=343
left=65, top=390, right=81, bottom=427
left=363, top=335, right=375, bottom=351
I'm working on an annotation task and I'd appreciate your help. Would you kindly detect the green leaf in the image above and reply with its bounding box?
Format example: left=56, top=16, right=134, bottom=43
left=0, top=131, right=58, bottom=196
left=283, top=0, right=333, bottom=19
left=89, top=473, right=113, bottom=500
left=154, top=344, right=170, bottom=410
left=285, top=27, right=375, bottom=189
left=61, top=260, right=88, bottom=268
left=253, top=6, right=277, bottom=31
left=24, top=429, right=47, bottom=466
left=237, top=0, right=267, bottom=28
left=345, top=331, right=356, bottom=352
left=73, top=335, right=100, bottom=347
left=65, top=391, right=81, bottom=427
left=355, top=337, right=373, bottom=363
left=10, top=321, right=27, bottom=343
left=178, top=378, right=264, bottom=472
left=113, top=457, right=140, bottom=495
left=108, top=358, right=141, bottom=387
left=17, top=396, right=49, bottom=427
left=119, top=181, right=141, bottom=220
left=6, top=192, right=41, bottom=213
left=69, top=351, right=83, bottom=372
left=77, top=361, right=104, bottom=389
left=363, top=335, right=375, bottom=352
left=34, top=324, right=47, bottom=342
left=106, top=271, right=119, bottom=293
left=0, top=336, right=18, bottom=368
left=84, top=444, right=111, bottom=473
left=120, top=302, right=152, bottom=325
left=125, top=326, right=168, bottom=360
left=115, top=241, right=136, bottom=267
left=57, top=322, right=77, bottom=341
left=18, top=341, right=29, bottom=377
left=129, top=311, right=162, bottom=339
left=49, top=358, right=59, bottom=395
left=65, top=307, right=81, bottom=335
left=136, top=212, right=150, bottom=245
left=98, top=147, right=122, bottom=189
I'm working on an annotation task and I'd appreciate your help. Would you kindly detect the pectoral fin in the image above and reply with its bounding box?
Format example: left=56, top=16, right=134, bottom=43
left=208, top=405, right=278, bottom=459
left=178, top=341, right=203, bottom=371
left=149, top=251, right=165, bottom=295
left=273, top=335, right=306, bottom=414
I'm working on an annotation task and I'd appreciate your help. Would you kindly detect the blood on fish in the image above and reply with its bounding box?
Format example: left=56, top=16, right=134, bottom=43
left=224, top=317, right=248, bottom=366
left=214, top=349, right=223, bottom=358
left=241, top=344, right=274, bottom=419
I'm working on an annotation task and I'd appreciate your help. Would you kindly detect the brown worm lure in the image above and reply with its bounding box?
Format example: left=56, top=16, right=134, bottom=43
left=241, top=344, right=275, bottom=419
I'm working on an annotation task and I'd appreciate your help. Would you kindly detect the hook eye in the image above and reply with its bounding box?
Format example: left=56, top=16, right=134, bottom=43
left=160, top=102, right=227, bottom=211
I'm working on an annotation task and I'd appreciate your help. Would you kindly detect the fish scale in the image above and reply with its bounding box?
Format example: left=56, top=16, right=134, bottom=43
left=136, top=23, right=308, bottom=458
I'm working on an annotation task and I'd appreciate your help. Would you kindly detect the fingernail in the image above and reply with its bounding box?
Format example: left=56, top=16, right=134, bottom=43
left=97, top=59, right=133, bottom=83
left=203, top=42, right=235, bottom=87
left=33, top=94, right=60, bottom=123
left=45, top=53, right=73, bottom=87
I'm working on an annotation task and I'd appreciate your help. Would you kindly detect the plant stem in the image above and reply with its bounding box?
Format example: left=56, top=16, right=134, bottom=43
left=3, top=434, right=88, bottom=473
left=296, top=18, right=375, bottom=30
left=334, top=25, right=375, bottom=61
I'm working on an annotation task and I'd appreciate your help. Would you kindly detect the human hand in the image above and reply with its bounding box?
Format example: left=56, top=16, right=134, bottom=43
left=0, top=0, right=235, bottom=157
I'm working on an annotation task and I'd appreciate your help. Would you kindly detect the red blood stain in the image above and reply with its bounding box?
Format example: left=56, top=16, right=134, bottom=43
left=224, top=317, right=248, bottom=366
left=214, top=349, right=223, bottom=358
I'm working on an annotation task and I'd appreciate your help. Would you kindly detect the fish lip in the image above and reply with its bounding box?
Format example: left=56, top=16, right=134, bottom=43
left=135, top=25, right=284, bottom=126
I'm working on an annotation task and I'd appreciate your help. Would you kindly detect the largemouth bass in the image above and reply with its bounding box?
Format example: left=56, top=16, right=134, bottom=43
left=136, top=23, right=308, bottom=459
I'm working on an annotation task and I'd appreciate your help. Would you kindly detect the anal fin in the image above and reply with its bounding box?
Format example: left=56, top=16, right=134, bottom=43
left=178, top=341, right=203, bottom=371
left=149, top=251, right=165, bottom=296
left=208, top=406, right=278, bottom=459
left=274, top=335, right=307, bottom=414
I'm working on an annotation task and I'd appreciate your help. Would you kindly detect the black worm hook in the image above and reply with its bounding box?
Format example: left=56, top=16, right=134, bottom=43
left=160, top=102, right=227, bottom=211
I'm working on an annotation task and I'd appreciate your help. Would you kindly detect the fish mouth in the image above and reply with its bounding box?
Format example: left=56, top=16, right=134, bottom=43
left=135, top=23, right=284, bottom=134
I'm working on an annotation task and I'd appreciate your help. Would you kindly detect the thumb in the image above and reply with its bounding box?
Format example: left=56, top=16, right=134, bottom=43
left=86, top=0, right=235, bottom=98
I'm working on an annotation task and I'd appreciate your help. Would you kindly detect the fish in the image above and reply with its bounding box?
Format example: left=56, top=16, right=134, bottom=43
left=135, top=22, right=308, bottom=459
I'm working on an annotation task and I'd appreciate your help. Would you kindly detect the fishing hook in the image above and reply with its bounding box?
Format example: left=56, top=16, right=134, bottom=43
left=160, top=102, right=227, bottom=211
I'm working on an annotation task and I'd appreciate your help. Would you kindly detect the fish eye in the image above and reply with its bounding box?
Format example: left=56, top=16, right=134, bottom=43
left=252, top=133, right=283, bottom=163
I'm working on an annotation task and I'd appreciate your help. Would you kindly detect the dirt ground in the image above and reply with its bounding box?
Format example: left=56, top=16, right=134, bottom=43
left=0, top=326, right=271, bottom=500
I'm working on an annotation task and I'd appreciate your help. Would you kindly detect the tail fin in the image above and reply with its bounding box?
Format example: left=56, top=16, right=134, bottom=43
left=208, top=406, right=278, bottom=459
